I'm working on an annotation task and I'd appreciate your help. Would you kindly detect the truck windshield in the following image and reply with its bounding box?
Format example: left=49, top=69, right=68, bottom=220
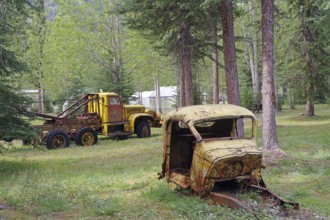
left=193, top=117, right=254, bottom=140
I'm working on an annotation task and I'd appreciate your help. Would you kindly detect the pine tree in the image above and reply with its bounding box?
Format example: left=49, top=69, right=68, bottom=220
left=0, top=0, right=37, bottom=145
left=288, top=0, right=330, bottom=115
left=116, top=0, right=210, bottom=106
left=261, top=0, right=282, bottom=153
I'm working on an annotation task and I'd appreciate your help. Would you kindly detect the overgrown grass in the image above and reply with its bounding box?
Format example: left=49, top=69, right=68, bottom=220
left=0, top=104, right=329, bottom=219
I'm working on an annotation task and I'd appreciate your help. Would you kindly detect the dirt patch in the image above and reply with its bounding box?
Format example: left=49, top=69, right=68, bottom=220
left=262, top=148, right=288, bottom=167
left=0, top=201, right=10, bottom=210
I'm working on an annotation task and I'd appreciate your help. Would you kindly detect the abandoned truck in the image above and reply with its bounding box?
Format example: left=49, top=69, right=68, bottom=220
left=159, top=104, right=298, bottom=209
left=33, top=92, right=160, bottom=149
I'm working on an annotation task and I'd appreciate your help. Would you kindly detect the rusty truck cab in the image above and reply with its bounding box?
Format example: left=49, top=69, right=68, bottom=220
left=160, top=104, right=263, bottom=196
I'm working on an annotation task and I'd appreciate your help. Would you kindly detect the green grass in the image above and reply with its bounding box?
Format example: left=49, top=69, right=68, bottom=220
left=0, top=104, right=330, bottom=219
left=261, top=104, right=330, bottom=217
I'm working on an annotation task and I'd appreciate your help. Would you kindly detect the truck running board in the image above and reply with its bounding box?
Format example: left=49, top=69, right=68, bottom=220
left=108, top=131, right=132, bottom=138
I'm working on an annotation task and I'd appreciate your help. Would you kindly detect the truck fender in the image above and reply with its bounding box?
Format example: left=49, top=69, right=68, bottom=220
left=128, top=113, right=155, bottom=134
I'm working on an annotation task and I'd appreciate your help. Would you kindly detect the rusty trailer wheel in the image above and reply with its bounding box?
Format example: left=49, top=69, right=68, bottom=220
left=75, top=127, right=98, bottom=146
left=136, top=120, right=151, bottom=138
left=46, top=130, right=70, bottom=149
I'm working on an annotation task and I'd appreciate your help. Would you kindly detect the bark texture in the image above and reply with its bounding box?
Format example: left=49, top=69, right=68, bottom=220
left=248, top=1, right=260, bottom=99
left=154, top=77, right=162, bottom=113
left=211, top=17, right=219, bottom=104
left=303, top=28, right=315, bottom=116
left=37, top=0, right=46, bottom=113
left=262, top=0, right=280, bottom=150
left=180, top=21, right=193, bottom=106
left=220, top=0, right=240, bottom=106
left=221, top=0, right=243, bottom=136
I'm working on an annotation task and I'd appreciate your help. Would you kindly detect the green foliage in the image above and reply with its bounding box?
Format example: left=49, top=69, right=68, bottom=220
left=123, top=29, right=177, bottom=92
left=0, top=0, right=37, bottom=148
left=116, top=0, right=223, bottom=106
left=116, top=0, right=210, bottom=59
left=18, top=0, right=180, bottom=106
left=0, top=86, right=37, bottom=144
left=278, top=0, right=330, bottom=105
left=239, top=67, right=254, bottom=108
left=0, top=0, right=29, bottom=77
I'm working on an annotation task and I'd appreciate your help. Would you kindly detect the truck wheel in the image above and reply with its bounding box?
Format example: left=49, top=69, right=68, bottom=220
left=75, top=128, right=98, bottom=146
left=46, top=130, right=70, bottom=149
left=136, top=121, right=151, bottom=138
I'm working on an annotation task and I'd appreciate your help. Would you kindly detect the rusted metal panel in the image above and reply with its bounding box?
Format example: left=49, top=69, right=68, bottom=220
left=160, top=104, right=299, bottom=210
left=161, top=104, right=261, bottom=192
left=164, top=104, right=256, bottom=125
left=210, top=192, right=250, bottom=210
left=169, top=170, right=191, bottom=189
left=241, top=183, right=300, bottom=210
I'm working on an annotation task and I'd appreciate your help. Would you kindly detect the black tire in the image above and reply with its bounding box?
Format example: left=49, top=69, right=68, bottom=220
left=46, top=130, right=70, bottom=150
left=75, top=127, right=98, bottom=146
left=136, top=120, right=151, bottom=138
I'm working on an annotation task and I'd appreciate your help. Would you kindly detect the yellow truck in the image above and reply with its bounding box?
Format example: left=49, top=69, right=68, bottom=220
left=159, top=104, right=299, bottom=210
left=33, top=92, right=161, bottom=149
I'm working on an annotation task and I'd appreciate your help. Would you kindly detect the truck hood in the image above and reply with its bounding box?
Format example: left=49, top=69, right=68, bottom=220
left=197, top=138, right=262, bottom=164
left=190, top=139, right=263, bottom=193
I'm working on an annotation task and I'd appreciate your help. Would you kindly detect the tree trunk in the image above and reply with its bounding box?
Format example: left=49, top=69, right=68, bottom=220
left=249, top=1, right=260, bottom=100
left=154, top=77, right=162, bottom=113
left=180, top=21, right=193, bottom=106
left=211, top=16, right=219, bottom=104
left=175, top=62, right=183, bottom=107
left=220, top=0, right=240, bottom=106
left=262, top=0, right=280, bottom=150
left=110, top=14, right=122, bottom=91
left=37, top=0, right=46, bottom=113
left=221, top=0, right=243, bottom=136
left=303, top=32, right=315, bottom=116
left=305, top=82, right=314, bottom=116
left=179, top=68, right=185, bottom=107
left=289, top=89, right=295, bottom=109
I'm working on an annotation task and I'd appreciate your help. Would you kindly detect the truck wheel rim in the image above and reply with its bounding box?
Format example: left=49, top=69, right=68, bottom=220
left=53, top=135, right=66, bottom=148
left=82, top=132, right=94, bottom=145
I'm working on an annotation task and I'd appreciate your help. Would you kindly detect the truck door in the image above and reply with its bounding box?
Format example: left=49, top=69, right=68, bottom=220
left=108, top=96, right=123, bottom=122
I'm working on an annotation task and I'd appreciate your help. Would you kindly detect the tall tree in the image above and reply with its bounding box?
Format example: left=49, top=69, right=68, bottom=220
left=0, top=0, right=37, bottom=143
left=301, top=1, right=315, bottom=116
left=34, top=0, right=46, bottom=113
left=179, top=21, right=194, bottom=106
left=209, top=5, right=220, bottom=104
left=246, top=0, right=260, bottom=101
left=220, top=0, right=243, bottom=136
left=273, top=0, right=301, bottom=110
left=116, top=1, right=211, bottom=106
left=34, top=1, right=135, bottom=104
left=278, top=0, right=330, bottom=114
left=220, top=0, right=240, bottom=106
left=261, top=0, right=280, bottom=151
left=296, top=0, right=330, bottom=116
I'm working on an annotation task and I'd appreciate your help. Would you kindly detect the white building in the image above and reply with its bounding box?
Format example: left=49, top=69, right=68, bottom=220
left=130, top=86, right=177, bottom=113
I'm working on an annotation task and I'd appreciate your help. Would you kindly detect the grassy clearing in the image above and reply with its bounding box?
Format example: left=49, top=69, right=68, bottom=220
left=0, top=104, right=329, bottom=219
left=260, top=105, right=330, bottom=218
